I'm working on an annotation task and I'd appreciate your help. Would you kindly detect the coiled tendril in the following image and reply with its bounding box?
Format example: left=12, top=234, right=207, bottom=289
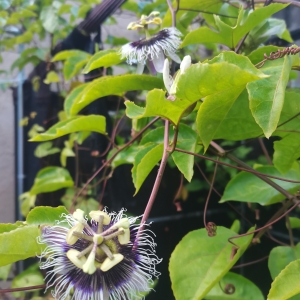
left=255, top=46, right=300, bottom=68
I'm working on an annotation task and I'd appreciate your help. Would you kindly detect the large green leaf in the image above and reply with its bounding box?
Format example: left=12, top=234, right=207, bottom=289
left=82, top=49, right=125, bottom=73
left=64, top=83, right=88, bottom=117
left=52, top=50, right=90, bottom=62
left=268, top=259, right=300, bottom=300
left=30, top=166, right=74, bottom=195
left=205, top=272, right=264, bottom=300
left=175, top=54, right=266, bottom=103
left=69, top=74, right=164, bottom=116
left=181, top=3, right=288, bottom=49
left=272, top=92, right=300, bottom=173
left=198, top=89, right=263, bottom=144
left=197, top=86, right=244, bottom=150
left=247, top=56, right=293, bottom=138
left=268, top=244, right=300, bottom=280
left=30, top=115, right=106, bottom=142
left=0, top=226, right=43, bottom=267
left=63, top=55, right=89, bottom=81
left=132, top=143, right=164, bottom=195
left=220, top=163, right=300, bottom=206
left=26, top=206, right=69, bottom=226
left=169, top=226, right=254, bottom=300
left=127, top=53, right=266, bottom=129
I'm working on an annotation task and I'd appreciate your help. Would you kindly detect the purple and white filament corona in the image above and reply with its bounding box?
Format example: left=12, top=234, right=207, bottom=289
left=120, top=27, right=182, bottom=74
left=38, top=208, right=161, bottom=300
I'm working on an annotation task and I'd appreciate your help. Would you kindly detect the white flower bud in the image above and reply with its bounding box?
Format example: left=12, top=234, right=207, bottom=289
left=180, top=55, right=191, bottom=74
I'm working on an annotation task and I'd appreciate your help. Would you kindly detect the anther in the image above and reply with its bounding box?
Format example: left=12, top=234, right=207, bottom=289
left=66, top=223, right=84, bottom=245
left=118, top=228, right=130, bottom=245
left=100, top=254, right=124, bottom=272
left=67, top=249, right=87, bottom=269
left=89, top=211, right=111, bottom=225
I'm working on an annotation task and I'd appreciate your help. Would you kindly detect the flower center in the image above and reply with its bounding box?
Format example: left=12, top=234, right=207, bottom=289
left=66, top=210, right=130, bottom=274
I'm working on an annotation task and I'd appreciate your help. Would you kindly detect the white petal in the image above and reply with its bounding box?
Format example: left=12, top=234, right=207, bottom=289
left=168, top=52, right=181, bottom=64
left=180, top=55, right=192, bottom=74
left=136, top=62, right=145, bottom=74
left=163, top=58, right=173, bottom=93
left=152, top=52, right=165, bottom=73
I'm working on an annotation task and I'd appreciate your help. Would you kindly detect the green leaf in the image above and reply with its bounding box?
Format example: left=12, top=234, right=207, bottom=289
left=289, top=217, right=300, bottom=229
left=197, top=86, right=245, bottom=150
left=268, top=259, right=300, bottom=300
left=19, top=192, right=36, bottom=217
left=26, top=206, right=69, bottom=226
left=273, top=92, right=300, bottom=173
left=0, top=225, right=43, bottom=267
left=125, top=89, right=191, bottom=125
left=247, top=56, right=293, bottom=138
left=181, top=3, right=288, bottom=49
left=0, top=223, right=23, bottom=234
left=268, top=244, right=300, bottom=280
left=0, top=264, right=12, bottom=280
left=220, top=163, right=300, bottom=205
left=82, top=49, right=125, bottom=73
left=30, top=115, right=106, bottom=142
left=30, top=166, right=74, bottom=195
left=52, top=50, right=90, bottom=62
left=248, top=45, right=282, bottom=65
left=34, top=142, right=60, bottom=158
left=64, top=83, right=88, bottom=118
left=230, top=220, right=241, bottom=234
left=176, top=53, right=266, bottom=103
left=70, top=74, right=164, bottom=116
left=108, top=145, right=139, bottom=169
left=63, top=55, right=89, bottom=80
left=44, top=70, right=60, bottom=84
left=169, top=226, right=254, bottom=300
left=40, top=5, right=59, bottom=33
left=132, top=143, right=164, bottom=195
left=205, top=272, right=264, bottom=300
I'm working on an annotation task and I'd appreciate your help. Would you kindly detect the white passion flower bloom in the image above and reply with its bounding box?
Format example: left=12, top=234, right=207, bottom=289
left=120, top=27, right=182, bottom=75
left=38, top=208, right=161, bottom=300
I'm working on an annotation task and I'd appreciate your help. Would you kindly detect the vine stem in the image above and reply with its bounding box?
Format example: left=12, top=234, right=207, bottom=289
left=174, top=148, right=300, bottom=184
left=209, top=141, right=295, bottom=200
left=137, top=120, right=171, bottom=236
left=0, top=284, right=46, bottom=294
left=70, top=117, right=160, bottom=213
